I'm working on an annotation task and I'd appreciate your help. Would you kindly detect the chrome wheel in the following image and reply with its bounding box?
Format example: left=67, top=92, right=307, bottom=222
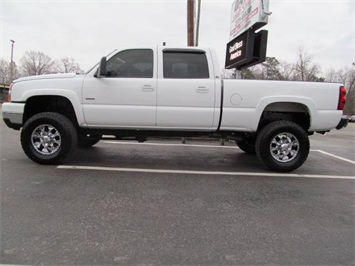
left=256, top=121, right=309, bottom=172
left=31, top=124, right=61, bottom=155
left=270, top=132, right=299, bottom=162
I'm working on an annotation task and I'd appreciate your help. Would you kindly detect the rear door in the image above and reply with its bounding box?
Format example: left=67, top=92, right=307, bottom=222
left=156, top=49, right=216, bottom=130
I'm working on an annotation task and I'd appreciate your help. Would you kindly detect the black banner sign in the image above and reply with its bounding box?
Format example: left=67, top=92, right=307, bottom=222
left=225, top=29, right=254, bottom=69
left=225, top=29, right=268, bottom=70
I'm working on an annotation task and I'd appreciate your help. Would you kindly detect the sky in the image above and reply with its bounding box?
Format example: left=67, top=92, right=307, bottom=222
left=0, top=0, right=354, bottom=74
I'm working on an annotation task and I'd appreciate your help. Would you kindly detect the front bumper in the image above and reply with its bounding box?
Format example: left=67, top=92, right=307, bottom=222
left=2, top=102, right=25, bottom=130
left=336, top=115, right=349, bottom=130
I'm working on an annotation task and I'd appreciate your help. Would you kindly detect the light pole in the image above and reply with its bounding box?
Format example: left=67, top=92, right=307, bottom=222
left=10, top=39, right=15, bottom=83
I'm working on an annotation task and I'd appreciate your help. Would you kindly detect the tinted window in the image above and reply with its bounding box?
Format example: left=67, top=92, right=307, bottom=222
left=106, top=49, right=153, bottom=78
left=163, top=52, right=209, bottom=79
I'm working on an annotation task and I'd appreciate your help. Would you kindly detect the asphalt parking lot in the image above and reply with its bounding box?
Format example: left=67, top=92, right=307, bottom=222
left=1, top=109, right=354, bottom=265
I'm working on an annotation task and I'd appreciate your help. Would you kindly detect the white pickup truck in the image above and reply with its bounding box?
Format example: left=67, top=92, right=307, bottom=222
left=2, top=47, right=348, bottom=172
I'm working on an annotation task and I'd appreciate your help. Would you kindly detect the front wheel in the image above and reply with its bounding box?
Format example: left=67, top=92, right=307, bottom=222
left=255, top=121, right=310, bottom=172
left=21, top=112, right=78, bottom=165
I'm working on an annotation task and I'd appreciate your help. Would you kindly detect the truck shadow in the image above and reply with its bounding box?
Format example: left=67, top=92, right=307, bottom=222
left=69, top=142, right=266, bottom=173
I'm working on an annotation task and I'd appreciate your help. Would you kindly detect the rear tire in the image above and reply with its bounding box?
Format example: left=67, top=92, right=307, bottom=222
left=21, top=112, right=78, bottom=165
left=236, top=137, right=256, bottom=155
left=255, top=121, right=309, bottom=172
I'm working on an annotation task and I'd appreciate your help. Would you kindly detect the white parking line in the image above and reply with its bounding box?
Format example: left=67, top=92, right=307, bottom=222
left=58, top=165, right=355, bottom=180
left=312, top=150, right=355, bottom=165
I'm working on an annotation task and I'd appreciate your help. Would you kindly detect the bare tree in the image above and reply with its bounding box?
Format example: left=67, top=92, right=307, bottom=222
left=241, top=67, right=257, bottom=79
left=343, top=68, right=355, bottom=115
left=325, top=68, right=338, bottom=82
left=278, top=61, right=295, bottom=81
left=260, top=57, right=282, bottom=80
left=52, top=58, right=83, bottom=74
left=325, top=67, right=355, bottom=115
left=238, top=49, right=323, bottom=82
left=240, top=58, right=282, bottom=80
left=20, top=51, right=54, bottom=76
left=0, top=59, right=20, bottom=83
left=293, top=47, right=321, bottom=81
left=0, top=59, right=10, bottom=84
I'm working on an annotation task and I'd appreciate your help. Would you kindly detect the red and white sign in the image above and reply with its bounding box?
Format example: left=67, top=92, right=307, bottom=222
left=229, top=0, right=270, bottom=40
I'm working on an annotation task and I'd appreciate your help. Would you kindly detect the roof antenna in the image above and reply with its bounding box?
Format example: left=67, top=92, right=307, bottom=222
left=163, top=42, right=166, bottom=46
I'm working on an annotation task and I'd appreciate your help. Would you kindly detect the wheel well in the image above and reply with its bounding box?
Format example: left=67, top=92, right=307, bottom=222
left=23, top=96, right=78, bottom=127
left=258, top=102, right=311, bottom=131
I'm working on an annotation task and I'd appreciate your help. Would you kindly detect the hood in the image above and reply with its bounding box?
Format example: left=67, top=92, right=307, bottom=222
left=14, top=73, right=77, bottom=83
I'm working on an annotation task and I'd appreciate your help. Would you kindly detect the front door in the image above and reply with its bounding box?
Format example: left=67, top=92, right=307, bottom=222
left=82, top=49, right=157, bottom=128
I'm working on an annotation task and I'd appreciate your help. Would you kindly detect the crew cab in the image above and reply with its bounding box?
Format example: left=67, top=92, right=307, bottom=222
left=2, top=47, right=348, bottom=172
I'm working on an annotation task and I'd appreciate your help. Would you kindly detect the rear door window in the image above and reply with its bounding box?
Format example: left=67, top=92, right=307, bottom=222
left=163, top=52, right=209, bottom=79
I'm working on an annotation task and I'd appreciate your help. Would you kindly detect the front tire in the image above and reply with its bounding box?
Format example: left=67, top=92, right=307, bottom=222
left=21, top=112, right=78, bottom=164
left=255, top=121, right=310, bottom=172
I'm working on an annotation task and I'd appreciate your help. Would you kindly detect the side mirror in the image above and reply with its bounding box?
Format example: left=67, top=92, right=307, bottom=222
left=95, top=57, right=107, bottom=77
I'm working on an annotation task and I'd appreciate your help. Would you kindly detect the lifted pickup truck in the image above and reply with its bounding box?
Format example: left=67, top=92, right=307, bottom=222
left=2, top=47, right=348, bottom=172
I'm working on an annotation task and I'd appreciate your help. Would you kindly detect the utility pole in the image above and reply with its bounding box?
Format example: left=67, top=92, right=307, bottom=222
left=195, top=0, right=201, bottom=46
left=183, top=0, right=196, bottom=144
left=10, top=39, right=15, bottom=83
left=187, top=0, right=195, bottom=46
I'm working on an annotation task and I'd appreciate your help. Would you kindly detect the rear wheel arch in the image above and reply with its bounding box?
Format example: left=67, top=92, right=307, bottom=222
left=257, top=102, right=311, bottom=132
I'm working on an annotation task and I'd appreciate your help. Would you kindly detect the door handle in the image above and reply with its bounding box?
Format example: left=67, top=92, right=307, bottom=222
left=141, top=85, right=155, bottom=92
left=196, top=87, right=209, bottom=93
